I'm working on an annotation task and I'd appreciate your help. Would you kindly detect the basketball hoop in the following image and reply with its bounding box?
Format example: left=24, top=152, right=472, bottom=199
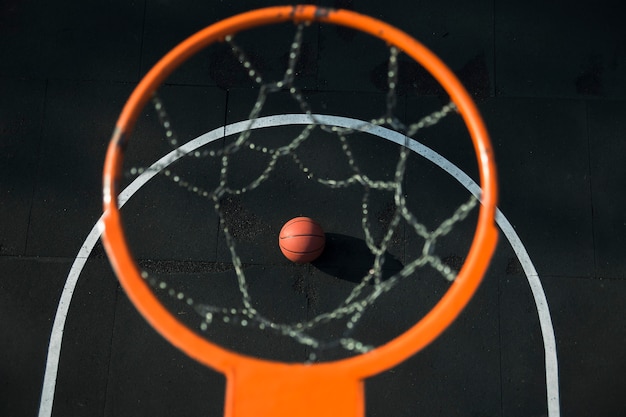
left=101, top=5, right=498, bottom=417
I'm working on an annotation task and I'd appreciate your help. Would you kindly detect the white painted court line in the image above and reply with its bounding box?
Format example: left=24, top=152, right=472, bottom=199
left=38, top=114, right=559, bottom=417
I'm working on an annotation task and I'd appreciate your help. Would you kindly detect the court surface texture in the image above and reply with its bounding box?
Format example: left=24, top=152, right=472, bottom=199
left=1, top=1, right=625, bottom=416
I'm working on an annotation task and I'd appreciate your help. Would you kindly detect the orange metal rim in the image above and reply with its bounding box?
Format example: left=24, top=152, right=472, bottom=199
left=101, top=5, right=498, bottom=378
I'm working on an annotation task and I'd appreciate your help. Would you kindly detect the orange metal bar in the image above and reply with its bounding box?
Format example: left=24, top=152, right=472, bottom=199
left=225, top=363, right=364, bottom=417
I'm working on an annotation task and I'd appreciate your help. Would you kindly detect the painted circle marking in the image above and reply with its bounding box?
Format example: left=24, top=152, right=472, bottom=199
left=39, top=114, right=559, bottom=417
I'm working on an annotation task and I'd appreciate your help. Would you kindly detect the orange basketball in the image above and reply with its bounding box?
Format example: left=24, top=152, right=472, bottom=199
left=279, top=217, right=326, bottom=263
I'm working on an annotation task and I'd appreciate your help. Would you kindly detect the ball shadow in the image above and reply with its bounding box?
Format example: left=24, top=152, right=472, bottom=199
left=312, top=233, right=404, bottom=284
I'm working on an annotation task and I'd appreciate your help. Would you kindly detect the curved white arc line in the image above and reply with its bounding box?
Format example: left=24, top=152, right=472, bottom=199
left=39, top=114, right=559, bottom=417
left=37, top=220, right=104, bottom=417
left=494, top=208, right=560, bottom=417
